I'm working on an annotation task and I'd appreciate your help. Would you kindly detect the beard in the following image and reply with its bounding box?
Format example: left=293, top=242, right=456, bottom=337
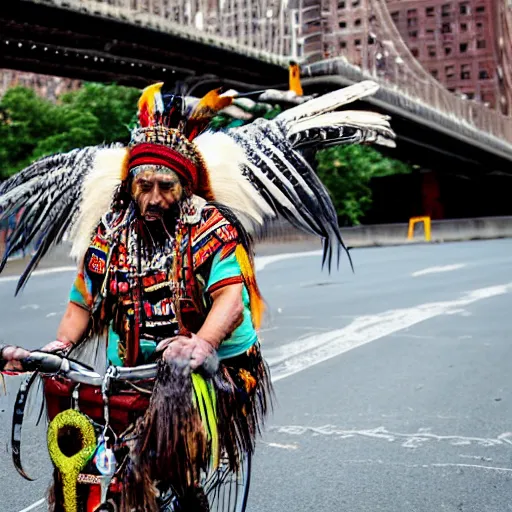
left=139, top=203, right=180, bottom=252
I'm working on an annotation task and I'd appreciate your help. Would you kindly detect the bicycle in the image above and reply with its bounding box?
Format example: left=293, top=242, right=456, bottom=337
left=4, top=350, right=251, bottom=512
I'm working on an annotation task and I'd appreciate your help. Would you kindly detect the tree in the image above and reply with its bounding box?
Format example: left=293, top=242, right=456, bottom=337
left=0, top=83, right=139, bottom=179
left=315, top=144, right=412, bottom=226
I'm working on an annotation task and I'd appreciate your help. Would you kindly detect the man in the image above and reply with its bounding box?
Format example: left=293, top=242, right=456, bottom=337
left=1, top=79, right=395, bottom=510
left=2, top=85, right=273, bottom=511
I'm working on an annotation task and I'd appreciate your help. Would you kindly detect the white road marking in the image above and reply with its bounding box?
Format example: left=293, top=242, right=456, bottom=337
left=255, top=250, right=322, bottom=272
left=268, top=282, right=512, bottom=382
left=1, top=251, right=319, bottom=285
left=271, top=425, right=512, bottom=449
left=431, top=463, right=512, bottom=473
left=18, top=499, right=45, bottom=512
left=20, top=304, right=40, bottom=311
left=0, top=266, right=76, bottom=283
left=315, top=459, right=512, bottom=473
left=412, top=264, right=466, bottom=277
left=459, top=455, right=493, bottom=462
left=263, top=442, right=298, bottom=450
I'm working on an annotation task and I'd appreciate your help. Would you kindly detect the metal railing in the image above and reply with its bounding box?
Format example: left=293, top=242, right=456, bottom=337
left=29, top=0, right=295, bottom=65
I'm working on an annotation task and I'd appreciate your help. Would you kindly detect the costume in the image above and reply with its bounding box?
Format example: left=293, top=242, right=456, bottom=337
left=0, top=74, right=395, bottom=511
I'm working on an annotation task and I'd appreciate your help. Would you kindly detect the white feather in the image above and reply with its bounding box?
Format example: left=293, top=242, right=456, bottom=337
left=70, top=146, right=128, bottom=260
left=287, top=110, right=395, bottom=141
left=277, top=80, right=380, bottom=124
left=195, top=131, right=275, bottom=229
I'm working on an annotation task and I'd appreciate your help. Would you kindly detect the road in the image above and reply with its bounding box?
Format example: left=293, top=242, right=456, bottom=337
left=1, top=239, right=512, bottom=512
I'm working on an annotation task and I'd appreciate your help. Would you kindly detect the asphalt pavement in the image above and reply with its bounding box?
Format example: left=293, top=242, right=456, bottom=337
left=1, top=239, right=512, bottom=512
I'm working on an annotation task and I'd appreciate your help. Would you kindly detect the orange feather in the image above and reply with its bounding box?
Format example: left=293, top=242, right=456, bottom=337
left=187, top=88, right=234, bottom=140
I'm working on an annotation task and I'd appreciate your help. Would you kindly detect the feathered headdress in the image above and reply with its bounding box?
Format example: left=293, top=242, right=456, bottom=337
left=0, top=72, right=396, bottom=293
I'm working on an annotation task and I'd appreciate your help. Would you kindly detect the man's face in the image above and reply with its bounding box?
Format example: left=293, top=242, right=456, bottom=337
left=131, top=166, right=184, bottom=222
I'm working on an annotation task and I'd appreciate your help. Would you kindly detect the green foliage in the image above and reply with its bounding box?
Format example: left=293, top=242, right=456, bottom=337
left=0, top=83, right=140, bottom=179
left=315, top=144, right=412, bottom=226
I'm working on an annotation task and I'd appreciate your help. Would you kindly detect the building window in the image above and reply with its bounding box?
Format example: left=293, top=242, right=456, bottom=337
left=431, top=69, right=439, bottom=78
left=426, top=6, right=435, bottom=16
left=340, top=41, right=347, bottom=49
left=442, top=22, right=452, bottom=33
left=354, top=39, right=361, bottom=46
left=460, top=42, right=468, bottom=53
left=426, top=28, right=435, bottom=37
left=407, top=8, right=417, bottom=16
left=442, top=4, right=451, bottom=16
left=477, top=40, right=486, bottom=49
left=460, top=22, right=468, bottom=31
left=479, top=69, right=490, bottom=79
left=444, top=46, right=453, bottom=56
left=411, top=48, right=419, bottom=57
left=476, top=5, right=485, bottom=12
left=408, top=17, right=418, bottom=27
left=354, top=18, right=362, bottom=26
left=476, top=21, right=483, bottom=30
left=338, top=1, right=346, bottom=8
left=461, top=64, right=471, bottom=79
left=409, top=30, right=418, bottom=39
left=352, top=0, right=360, bottom=7
left=445, top=65, right=455, bottom=78
left=428, top=45, right=436, bottom=57
left=459, top=2, right=470, bottom=14
left=391, top=11, right=399, bottom=22
left=339, top=21, right=347, bottom=28
left=466, top=92, right=474, bottom=99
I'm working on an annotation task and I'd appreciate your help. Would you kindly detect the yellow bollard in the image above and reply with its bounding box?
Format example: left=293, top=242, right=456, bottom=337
left=407, top=216, right=431, bottom=242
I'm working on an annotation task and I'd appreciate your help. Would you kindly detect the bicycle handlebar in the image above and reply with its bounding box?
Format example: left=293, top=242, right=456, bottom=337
left=20, top=351, right=158, bottom=386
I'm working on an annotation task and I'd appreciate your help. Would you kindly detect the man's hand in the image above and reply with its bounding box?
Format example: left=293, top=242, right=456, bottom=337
left=39, top=340, right=73, bottom=354
left=156, top=334, right=216, bottom=370
left=1, top=345, right=31, bottom=371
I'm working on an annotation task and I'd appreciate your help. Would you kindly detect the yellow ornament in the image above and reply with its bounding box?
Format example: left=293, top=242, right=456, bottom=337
left=47, top=409, right=97, bottom=512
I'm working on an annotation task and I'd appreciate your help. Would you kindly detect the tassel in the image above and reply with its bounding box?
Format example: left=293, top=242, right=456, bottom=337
left=235, top=245, right=265, bottom=330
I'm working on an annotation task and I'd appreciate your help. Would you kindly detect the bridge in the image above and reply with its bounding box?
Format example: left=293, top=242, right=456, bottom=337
left=1, top=0, right=512, bottom=175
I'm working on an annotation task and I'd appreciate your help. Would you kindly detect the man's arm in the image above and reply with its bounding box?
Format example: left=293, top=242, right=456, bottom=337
left=197, top=283, right=244, bottom=348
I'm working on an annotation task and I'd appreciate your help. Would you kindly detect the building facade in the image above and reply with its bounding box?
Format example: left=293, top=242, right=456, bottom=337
left=0, top=69, right=80, bottom=100
left=495, top=0, right=512, bottom=114
left=384, top=0, right=501, bottom=109
left=304, top=0, right=511, bottom=113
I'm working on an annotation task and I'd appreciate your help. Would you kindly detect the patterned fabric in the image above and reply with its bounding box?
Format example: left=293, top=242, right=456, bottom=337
left=69, top=202, right=258, bottom=366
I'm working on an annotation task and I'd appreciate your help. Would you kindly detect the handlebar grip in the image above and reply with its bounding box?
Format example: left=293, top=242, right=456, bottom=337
left=20, top=352, right=64, bottom=373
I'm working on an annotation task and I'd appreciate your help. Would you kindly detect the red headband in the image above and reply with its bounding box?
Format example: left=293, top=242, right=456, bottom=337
left=128, top=143, right=198, bottom=190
